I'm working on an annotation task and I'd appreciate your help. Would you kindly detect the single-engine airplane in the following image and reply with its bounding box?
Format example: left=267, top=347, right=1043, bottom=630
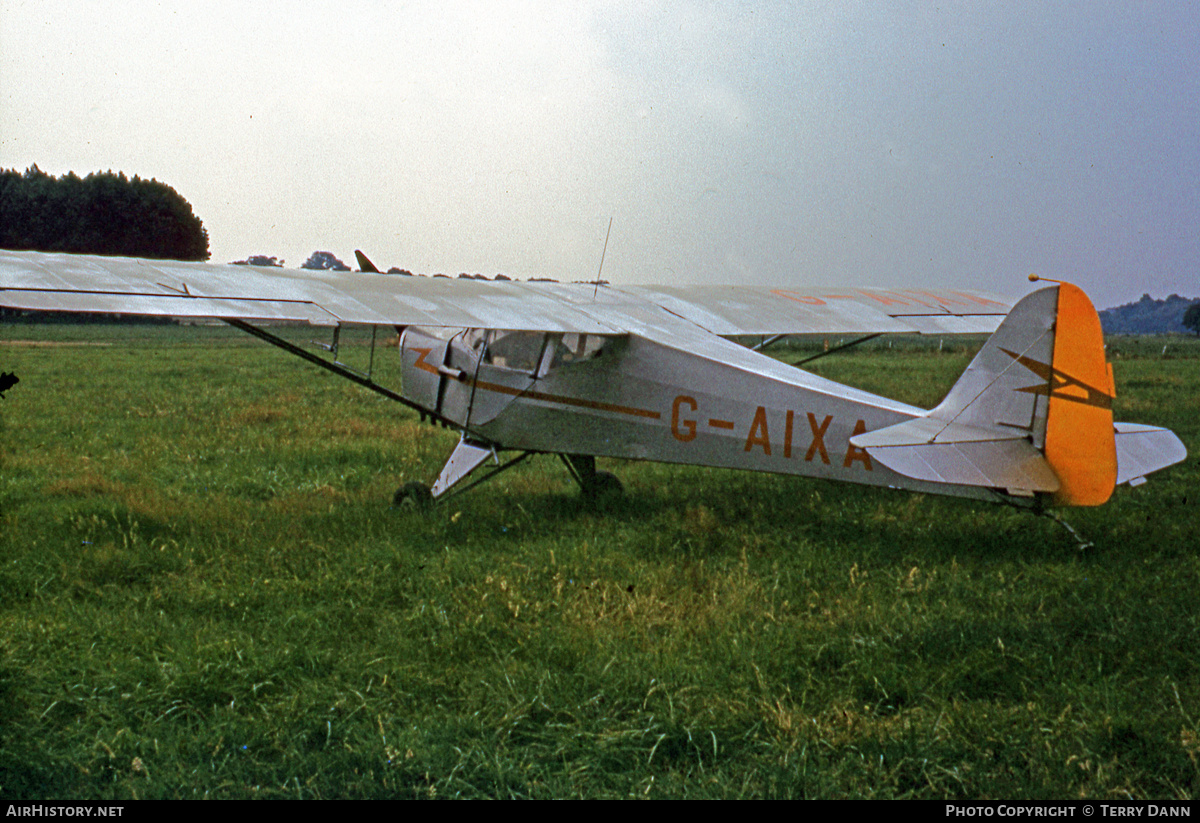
left=0, top=249, right=1186, bottom=519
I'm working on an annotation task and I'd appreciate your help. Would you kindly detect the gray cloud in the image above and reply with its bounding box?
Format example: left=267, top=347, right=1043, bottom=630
left=2, top=1, right=1196, bottom=308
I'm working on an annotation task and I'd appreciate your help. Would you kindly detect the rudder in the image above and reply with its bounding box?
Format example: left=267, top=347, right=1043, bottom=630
left=1040, top=281, right=1116, bottom=505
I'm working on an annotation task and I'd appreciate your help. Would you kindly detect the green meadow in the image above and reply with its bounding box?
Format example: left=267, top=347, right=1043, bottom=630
left=0, top=324, right=1196, bottom=799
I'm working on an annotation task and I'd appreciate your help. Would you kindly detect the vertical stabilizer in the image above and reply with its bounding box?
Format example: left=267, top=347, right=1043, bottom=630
left=932, top=280, right=1117, bottom=506
left=855, top=281, right=1123, bottom=506
left=930, top=286, right=1057, bottom=445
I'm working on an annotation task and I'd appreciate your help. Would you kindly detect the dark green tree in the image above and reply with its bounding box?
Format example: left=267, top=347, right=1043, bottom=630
left=1184, top=302, right=1200, bottom=336
left=301, top=251, right=350, bottom=271
left=232, top=255, right=283, bottom=267
left=0, top=166, right=209, bottom=260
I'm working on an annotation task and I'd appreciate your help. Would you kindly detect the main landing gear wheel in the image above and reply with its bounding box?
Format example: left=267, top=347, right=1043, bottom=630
left=582, top=470, right=624, bottom=504
left=562, top=454, right=625, bottom=506
left=393, top=481, right=433, bottom=511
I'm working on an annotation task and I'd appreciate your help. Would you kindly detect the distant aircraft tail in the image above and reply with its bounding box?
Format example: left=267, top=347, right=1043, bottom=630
left=852, top=280, right=1186, bottom=506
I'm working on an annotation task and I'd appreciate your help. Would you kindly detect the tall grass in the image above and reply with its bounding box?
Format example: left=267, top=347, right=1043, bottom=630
left=0, top=325, right=1197, bottom=798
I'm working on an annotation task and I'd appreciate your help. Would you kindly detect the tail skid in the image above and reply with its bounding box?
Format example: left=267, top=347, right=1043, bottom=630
left=852, top=281, right=1186, bottom=506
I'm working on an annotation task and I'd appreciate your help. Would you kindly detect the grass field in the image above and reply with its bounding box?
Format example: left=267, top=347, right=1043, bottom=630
left=0, top=323, right=1197, bottom=799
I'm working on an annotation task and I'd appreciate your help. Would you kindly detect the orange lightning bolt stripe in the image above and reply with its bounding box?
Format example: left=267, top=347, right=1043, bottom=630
left=999, top=348, right=1113, bottom=410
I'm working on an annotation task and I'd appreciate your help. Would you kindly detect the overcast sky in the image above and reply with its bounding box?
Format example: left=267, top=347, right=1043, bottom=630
left=2, top=1, right=1197, bottom=309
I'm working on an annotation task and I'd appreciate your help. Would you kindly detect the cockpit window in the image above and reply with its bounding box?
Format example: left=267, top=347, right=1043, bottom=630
left=484, top=330, right=545, bottom=372
left=549, top=333, right=607, bottom=368
left=475, top=330, right=615, bottom=374
left=460, top=328, right=487, bottom=352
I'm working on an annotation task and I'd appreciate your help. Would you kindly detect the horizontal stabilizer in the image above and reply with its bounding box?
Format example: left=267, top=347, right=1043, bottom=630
left=1114, top=422, right=1188, bottom=485
left=852, top=417, right=1060, bottom=494
left=852, top=416, right=1023, bottom=448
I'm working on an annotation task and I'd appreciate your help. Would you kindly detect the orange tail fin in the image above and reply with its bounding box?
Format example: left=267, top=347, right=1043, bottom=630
left=1042, top=282, right=1116, bottom=506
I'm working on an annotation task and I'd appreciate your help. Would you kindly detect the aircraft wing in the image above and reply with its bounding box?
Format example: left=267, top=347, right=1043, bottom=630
left=0, top=249, right=1011, bottom=336
left=613, top=284, right=1010, bottom=335
left=0, top=250, right=622, bottom=332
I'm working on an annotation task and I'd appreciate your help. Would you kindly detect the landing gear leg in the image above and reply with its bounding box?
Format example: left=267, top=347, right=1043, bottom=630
left=560, top=454, right=624, bottom=504
left=393, top=435, right=532, bottom=509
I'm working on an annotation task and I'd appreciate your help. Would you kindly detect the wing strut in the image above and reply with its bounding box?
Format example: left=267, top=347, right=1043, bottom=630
left=221, top=317, right=450, bottom=423
left=791, top=333, right=884, bottom=365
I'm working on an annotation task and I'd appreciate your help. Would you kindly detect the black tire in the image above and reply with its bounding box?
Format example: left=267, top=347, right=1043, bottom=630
left=582, top=470, right=623, bottom=504
left=392, top=481, right=433, bottom=510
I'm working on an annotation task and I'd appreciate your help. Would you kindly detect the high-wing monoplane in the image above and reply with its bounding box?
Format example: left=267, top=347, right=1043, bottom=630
left=0, top=249, right=1186, bottom=517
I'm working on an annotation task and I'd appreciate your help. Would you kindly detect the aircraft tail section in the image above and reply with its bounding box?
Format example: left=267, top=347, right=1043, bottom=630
left=853, top=281, right=1185, bottom=505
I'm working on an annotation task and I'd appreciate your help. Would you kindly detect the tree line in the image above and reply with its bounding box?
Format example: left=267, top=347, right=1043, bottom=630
left=1098, top=293, right=1200, bottom=335
left=0, top=165, right=209, bottom=261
